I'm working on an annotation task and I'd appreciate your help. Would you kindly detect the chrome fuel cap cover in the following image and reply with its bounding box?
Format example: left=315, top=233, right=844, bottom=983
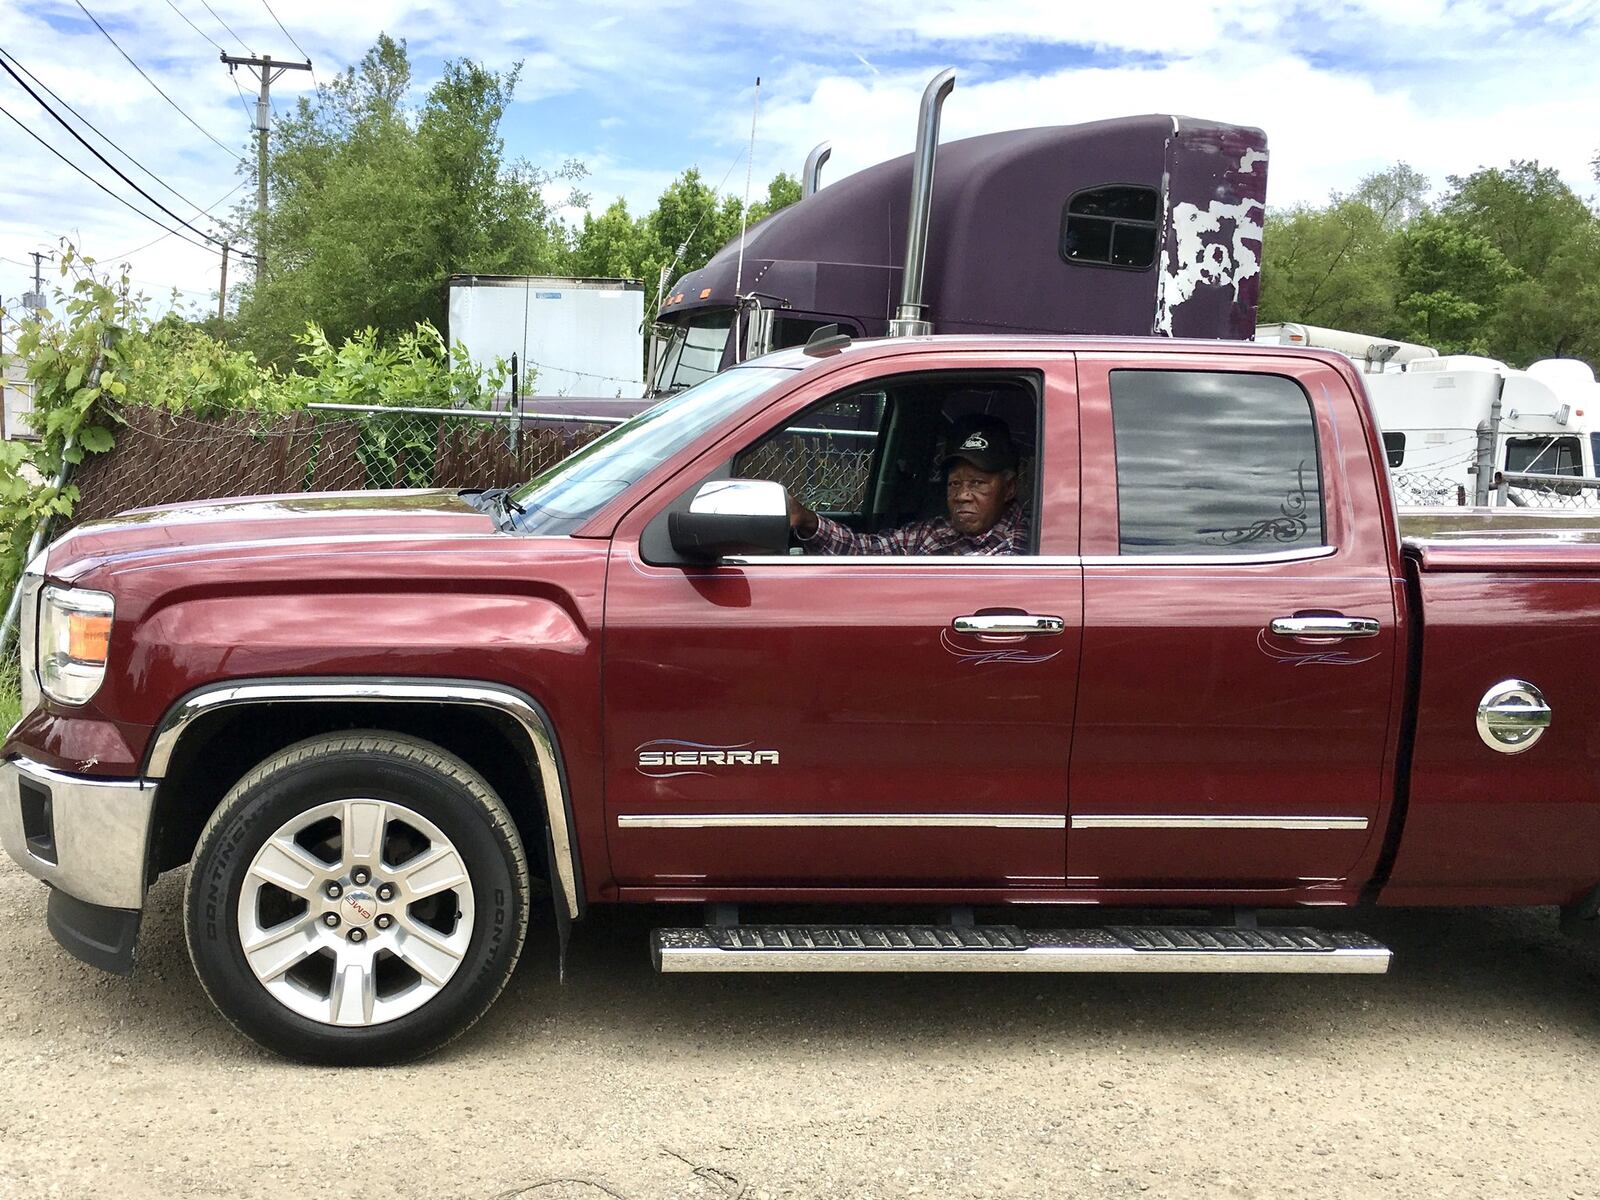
left=1477, top=680, right=1552, bottom=754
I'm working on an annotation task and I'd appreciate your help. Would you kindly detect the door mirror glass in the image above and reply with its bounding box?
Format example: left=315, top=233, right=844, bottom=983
left=669, top=480, right=791, bottom=560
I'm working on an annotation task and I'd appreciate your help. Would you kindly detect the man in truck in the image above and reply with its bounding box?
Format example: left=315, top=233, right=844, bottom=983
left=786, top=415, right=1027, bottom=555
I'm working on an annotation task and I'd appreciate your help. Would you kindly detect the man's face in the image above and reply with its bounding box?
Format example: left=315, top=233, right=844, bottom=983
left=945, top=463, right=1016, bottom=536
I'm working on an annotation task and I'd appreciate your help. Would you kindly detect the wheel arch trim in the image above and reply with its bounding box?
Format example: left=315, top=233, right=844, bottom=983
left=144, top=677, right=584, bottom=922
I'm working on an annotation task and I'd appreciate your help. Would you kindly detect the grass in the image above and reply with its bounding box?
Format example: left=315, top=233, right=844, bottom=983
left=0, top=654, right=19, bottom=732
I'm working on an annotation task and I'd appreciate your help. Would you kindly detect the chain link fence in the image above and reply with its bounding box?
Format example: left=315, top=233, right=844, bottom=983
left=1494, top=471, right=1600, bottom=509
left=61, top=403, right=621, bottom=533
left=60, top=402, right=890, bottom=534
left=735, top=426, right=879, bottom=511
left=1390, top=470, right=1469, bottom=507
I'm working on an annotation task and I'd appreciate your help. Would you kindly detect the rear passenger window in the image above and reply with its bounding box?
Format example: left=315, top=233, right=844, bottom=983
left=1110, top=370, right=1324, bottom=555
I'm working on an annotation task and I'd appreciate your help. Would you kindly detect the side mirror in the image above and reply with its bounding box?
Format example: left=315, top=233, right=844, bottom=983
left=669, top=480, right=790, bottom=561
left=743, top=306, right=774, bottom=360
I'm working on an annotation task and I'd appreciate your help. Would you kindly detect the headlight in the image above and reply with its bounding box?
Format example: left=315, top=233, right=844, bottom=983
left=38, top=584, right=115, bottom=706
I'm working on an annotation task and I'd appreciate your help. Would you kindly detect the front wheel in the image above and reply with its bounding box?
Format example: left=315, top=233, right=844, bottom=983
left=185, top=732, right=530, bottom=1064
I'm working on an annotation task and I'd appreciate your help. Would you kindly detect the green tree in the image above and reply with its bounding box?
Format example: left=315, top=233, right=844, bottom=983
left=1350, top=161, right=1431, bottom=230
left=1436, top=161, right=1600, bottom=363
left=746, top=171, right=802, bottom=224
left=1391, top=213, right=1517, bottom=353
left=1442, top=161, right=1591, bottom=277
left=1258, top=163, right=1430, bottom=331
left=566, top=198, right=648, bottom=279
left=1258, top=197, right=1397, bottom=330
left=234, top=35, right=576, bottom=367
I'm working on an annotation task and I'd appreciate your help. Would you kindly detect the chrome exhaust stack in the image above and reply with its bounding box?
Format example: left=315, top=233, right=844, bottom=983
left=802, top=142, right=832, bottom=198
left=888, top=68, right=955, bottom=338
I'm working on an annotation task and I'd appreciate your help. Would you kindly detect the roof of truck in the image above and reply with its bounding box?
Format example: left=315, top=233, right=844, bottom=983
left=744, top=333, right=1353, bottom=370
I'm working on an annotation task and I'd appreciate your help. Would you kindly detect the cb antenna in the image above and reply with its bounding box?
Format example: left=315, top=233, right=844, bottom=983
left=733, top=75, right=761, bottom=312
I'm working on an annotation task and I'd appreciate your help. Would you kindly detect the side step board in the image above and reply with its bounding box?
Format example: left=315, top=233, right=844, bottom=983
left=652, top=924, right=1391, bottom=975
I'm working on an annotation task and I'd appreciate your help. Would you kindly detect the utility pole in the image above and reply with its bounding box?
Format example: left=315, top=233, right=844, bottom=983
left=22, top=252, right=45, bottom=310
left=217, top=242, right=230, bottom=331
left=221, top=53, right=312, bottom=274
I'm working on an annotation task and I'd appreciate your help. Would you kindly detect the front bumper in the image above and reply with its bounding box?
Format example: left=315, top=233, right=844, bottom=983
left=0, top=755, right=156, bottom=972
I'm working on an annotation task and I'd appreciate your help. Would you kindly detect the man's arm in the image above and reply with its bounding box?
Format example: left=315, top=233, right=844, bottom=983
left=787, top=493, right=922, bottom=555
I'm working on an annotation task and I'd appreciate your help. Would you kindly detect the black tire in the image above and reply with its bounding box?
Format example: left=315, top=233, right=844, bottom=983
left=184, top=731, right=530, bottom=1065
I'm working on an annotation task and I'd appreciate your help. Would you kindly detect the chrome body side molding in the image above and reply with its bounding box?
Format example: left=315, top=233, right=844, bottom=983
left=721, top=546, right=1335, bottom=568
left=146, top=678, right=583, bottom=922
left=1071, top=815, right=1369, bottom=831
left=617, top=813, right=1067, bottom=829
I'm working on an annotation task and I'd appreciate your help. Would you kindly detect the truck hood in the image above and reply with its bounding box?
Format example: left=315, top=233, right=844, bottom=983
left=47, top=489, right=497, bottom=581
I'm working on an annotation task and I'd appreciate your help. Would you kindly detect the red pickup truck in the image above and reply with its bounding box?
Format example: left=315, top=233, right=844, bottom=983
left=4, top=334, right=1595, bottom=1064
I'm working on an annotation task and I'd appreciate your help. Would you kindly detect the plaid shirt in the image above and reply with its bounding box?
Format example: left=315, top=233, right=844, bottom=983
left=800, top=501, right=1029, bottom=556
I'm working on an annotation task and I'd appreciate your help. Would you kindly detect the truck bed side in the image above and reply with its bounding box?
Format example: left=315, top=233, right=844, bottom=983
left=1383, top=529, right=1600, bottom=906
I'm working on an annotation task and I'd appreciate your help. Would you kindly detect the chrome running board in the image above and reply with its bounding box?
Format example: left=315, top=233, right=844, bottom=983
left=652, top=924, right=1391, bottom=974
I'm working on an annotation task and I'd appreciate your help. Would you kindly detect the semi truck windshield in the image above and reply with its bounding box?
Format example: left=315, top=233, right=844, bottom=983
left=656, top=312, right=734, bottom=392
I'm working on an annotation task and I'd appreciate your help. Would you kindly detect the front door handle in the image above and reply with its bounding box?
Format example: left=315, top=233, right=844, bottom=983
left=953, top=614, right=1065, bottom=636
left=1269, top=615, right=1381, bottom=638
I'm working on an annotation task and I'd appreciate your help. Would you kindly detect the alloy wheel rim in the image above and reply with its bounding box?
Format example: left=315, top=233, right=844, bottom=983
left=236, top=797, right=476, bottom=1027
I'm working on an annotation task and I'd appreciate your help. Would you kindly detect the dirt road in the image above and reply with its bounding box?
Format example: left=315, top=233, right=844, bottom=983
left=2, top=858, right=1597, bottom=1199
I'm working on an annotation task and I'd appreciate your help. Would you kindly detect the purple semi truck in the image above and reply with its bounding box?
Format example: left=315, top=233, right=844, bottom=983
left=648, top=70, right=1269, bottom=394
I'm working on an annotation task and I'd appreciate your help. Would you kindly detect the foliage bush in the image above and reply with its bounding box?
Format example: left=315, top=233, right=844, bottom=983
left=0, top=247, right=510, bottom=600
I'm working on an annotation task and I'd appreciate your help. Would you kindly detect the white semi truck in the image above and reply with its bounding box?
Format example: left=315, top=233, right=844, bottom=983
left=1256, top=322, right=1600, bottom=506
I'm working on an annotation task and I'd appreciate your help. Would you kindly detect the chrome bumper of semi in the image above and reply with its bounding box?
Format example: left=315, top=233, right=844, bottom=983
left=0, top=755, right=156, bottom=910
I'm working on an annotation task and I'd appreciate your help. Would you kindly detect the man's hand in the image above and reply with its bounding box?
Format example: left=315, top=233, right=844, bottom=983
left=786, top=489, right=819, bottom=539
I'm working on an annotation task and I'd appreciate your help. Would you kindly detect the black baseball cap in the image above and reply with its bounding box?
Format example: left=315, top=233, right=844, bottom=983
left=941, top=416, right=1019, bottom=474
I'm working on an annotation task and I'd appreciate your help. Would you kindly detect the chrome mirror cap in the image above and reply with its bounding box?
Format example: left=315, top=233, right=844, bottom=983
left=671, top=480, right=791, bottom=561
left=688, top=479, right=787, bottom=517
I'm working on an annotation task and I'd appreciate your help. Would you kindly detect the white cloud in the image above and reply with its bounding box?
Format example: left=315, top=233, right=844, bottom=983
left=1, top=0, right=1596, bottom=312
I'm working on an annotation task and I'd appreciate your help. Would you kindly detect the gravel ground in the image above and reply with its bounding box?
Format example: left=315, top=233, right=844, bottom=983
left=2, top=856, right=1598, bottom=1200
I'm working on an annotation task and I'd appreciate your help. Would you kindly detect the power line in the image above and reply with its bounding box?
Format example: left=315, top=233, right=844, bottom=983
left=72, top=0, right=246, bottom=163
left=0, top=44, right=241, bottom=233
left=197, top=0, right=255, bottom=53
left=0, top=54, right=246, bottom=255
left=258, top=0, right=316, bottom=83
left=0, top=102, right=238, bottom=260
left=160, top=0, right=224, bottom=53
left=230, top=71, right=254, bottom=122
left=106, top=179, right=250, bottom=259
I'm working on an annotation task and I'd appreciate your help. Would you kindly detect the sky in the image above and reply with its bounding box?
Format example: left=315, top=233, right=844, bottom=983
left=1, top=0, right=1597, bottom=319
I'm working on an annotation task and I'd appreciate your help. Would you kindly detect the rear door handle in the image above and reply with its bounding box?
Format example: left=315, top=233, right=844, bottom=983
left=953, top=614, right=1065, bottom=636
left=1269, top=616, right=1381, bottom=638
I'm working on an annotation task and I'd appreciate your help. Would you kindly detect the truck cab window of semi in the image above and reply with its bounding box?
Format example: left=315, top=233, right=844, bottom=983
left=1061, top=185, right=1160, bottom=269
left=656, top=312, right=734, bottom=392
left=1110, top=370, right=1325, bottom=555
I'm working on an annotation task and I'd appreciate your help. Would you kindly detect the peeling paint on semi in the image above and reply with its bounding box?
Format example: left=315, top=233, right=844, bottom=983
left=1155, top=123, right=1269, bottom=340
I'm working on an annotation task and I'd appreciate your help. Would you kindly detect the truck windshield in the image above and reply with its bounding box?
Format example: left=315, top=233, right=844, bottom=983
left=506, top=366, right=793, bottom=535
left=655, top=311, right=734, bottom=393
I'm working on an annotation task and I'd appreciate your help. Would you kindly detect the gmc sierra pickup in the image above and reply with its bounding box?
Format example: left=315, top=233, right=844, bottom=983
left=5, top=334, right=1596, bottom=1064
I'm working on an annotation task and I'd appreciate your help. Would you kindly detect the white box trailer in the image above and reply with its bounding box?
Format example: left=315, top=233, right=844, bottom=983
left=446, top=275, right=646, bottom=399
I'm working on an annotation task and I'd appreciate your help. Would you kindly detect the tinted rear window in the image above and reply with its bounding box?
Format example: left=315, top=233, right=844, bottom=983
left=1111, top=370, right=1324, bottom=555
